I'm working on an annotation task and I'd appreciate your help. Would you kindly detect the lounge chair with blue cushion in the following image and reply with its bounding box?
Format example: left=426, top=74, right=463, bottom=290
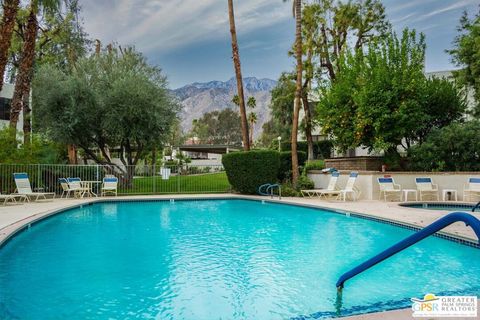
left=415, top=177, right=439, bottom=201
left=66, top=178, right=90, bottom=198
left=101, top=177, right=118, bottom=197
left=338, top=172, right=361, bottom=202
left=464, top=178, right=480, bottom=202
left=301, top=172, right=340, bottom=198
left=59, top=178, right=79, bottom=198
left=378, top=177, right=402, bottom=202
left=13, top=173, right=55, bottom=201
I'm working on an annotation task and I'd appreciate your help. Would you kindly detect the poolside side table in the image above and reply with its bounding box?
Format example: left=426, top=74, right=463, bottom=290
left=402, top=189, right=418, bottom=202
left=442, top=189, right=458, bottom=201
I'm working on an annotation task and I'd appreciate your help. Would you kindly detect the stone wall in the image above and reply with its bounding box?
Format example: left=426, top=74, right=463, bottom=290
left=324, top=157, right=384, bottom=171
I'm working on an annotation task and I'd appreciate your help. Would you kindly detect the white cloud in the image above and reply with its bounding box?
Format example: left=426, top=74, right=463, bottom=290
left=82, top=0, right=291, bottom=54
left=410, top=0, right=477, bottom=22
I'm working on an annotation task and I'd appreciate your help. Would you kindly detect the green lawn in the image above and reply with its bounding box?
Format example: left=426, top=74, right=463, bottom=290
left=119, top=172, right=231, bottom=194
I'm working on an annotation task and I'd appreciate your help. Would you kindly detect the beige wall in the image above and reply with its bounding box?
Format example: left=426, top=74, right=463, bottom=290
left=307, top=170, right=480, bottom=201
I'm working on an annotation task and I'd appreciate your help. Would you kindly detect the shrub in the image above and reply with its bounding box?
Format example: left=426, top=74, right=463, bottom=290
left=280, top=182, right=300, bottom=197
left=222, top=150, right=280, bottom=194
left=408, top=121, right=480, bottom=171
left=278, top=151, right=307, bottom=181
left=297, top=175, right=315, bottom=191
left=304, top=160, right=325, bottom=171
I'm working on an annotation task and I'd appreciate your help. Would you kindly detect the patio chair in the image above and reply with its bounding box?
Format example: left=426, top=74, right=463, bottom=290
left=66, top=178, right=90, bottom=198
left=13, top=173, right=55, bottom=202
left=0, top=193, right=28, bottom=205
left=301, top=172, right=340, bottom=198
left=59, top=178, right=78, bottom=199
left=415, top=177, right=439, bottom=201
left=101, top=177, right=118, bottom=197
left=338, top=172, right=361, bottom=202
left=464, top=177, right=480, bottom=202
left=378, top=177, right=402, bottom=202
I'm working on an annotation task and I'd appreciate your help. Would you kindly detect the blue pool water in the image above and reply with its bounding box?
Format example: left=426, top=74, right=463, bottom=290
left=0, top=199, right=479, bottom=319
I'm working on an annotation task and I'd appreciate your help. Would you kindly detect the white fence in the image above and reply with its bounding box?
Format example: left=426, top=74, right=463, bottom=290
left=0, top=164, right=230, bottom=195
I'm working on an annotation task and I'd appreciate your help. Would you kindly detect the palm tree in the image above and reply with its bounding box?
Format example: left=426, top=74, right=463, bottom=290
left=247, top=96, right=256, bottom=145
left=9, top=0, right=60, bottom=141
left=248, top=112, right=257, bottom=146
left=0, top=0, right=20, bottom=92
left=227, top=0, right=250, bottom=151
left=285, top=0, right=303, bottom=187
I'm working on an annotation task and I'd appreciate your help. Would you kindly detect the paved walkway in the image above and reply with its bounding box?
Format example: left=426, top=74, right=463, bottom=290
left=0, top=194, right=479, bottom=320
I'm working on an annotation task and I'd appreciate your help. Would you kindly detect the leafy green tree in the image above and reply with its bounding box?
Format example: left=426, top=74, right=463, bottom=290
left=8, top=0, right=88, bottom=144
left=9, top=0, right=62, bottom=134
left=260, top=72, right=295, bottom=146
left=299, top=0, right=389, bottom=159
left=32, top=46, right=180, bottom=182
left=448, top=8, right=480, bottom=116
left=409, top=121, right=480, bottom=171
left=0, top=127, right=65, bottom=163
left=317, top=29, right=465, bottom=155
left=306, top=0, right=390, bottom=82
left=189, top=108, right=242, bottom=145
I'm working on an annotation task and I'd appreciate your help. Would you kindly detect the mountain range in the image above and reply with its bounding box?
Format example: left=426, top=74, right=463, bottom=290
left=173, top=77, right=277, bottom=138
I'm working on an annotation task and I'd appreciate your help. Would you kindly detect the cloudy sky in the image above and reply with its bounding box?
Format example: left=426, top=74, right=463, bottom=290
left=81, top=0, right=479, bottom=88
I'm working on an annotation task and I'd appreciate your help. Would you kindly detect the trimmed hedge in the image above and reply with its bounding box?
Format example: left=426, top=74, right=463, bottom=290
left=280, top=141, right=333, bottom=159
left=279, top=151, right=307, bottom=181
left=222, top=150, right=280, bottom=194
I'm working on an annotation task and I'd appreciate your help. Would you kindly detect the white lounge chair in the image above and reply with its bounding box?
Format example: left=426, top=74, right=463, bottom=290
left=378, top=177, right=402, bottom=202
left=101, top=177, right=118, bottom=197
left=338, top=172, right=361, bottom=202
left=0, top=193, right=27, bottom=205
left=464, top=178, right=480, bottom=202
left=59, top=178, right=78, bottom=198
left=415, top=177, right=439, bottom=201
left=301, top=172, right=340, bottom=198
left=13, top=173, right=55, bottom=201
left=66, top=177, right=90, bottom=198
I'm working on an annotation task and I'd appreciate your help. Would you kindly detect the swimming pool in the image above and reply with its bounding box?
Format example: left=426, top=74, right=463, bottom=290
left=0, top=199, right=479, bottom=319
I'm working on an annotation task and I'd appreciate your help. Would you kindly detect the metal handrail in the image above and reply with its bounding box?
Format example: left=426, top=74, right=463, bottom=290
left=258, top=183, right=281, bottom=199
left=258, top=184, right=271, bottom=196
left=336, top=212, right=480, bottom=290
left=472, top=201, right=480, bottom=212
left=266, top=184, right=281, bottom=199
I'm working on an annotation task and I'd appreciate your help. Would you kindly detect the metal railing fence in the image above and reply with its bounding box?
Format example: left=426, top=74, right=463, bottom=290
left=0, top=164, right=230, bottom=195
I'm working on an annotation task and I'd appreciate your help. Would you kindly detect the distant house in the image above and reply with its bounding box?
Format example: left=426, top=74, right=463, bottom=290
left=0, top=83, right=23, bottom=132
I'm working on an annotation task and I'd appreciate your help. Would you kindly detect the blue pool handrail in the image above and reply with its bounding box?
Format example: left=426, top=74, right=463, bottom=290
left=258, top=183, right=282, bottom=199
left=472, top=201, right=480, bottom=212
left=336, top=212, right=480, bottom=290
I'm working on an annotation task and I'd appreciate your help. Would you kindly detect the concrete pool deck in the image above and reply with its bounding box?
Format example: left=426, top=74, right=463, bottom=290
left=0, top=194, right=478, bottom=320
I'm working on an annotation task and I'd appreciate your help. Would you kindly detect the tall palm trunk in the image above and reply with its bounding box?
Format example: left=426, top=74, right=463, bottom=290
left=228, top=0, right=250, bottom=151
left=291, top=0, right=302, bottom=186
left=10, top=4, right=38, bottom=134
left=0, top=0, right=20, bottom=92
left=302, top=92, right=314, bottom=160
left=249, top=119, right=254, bottom=146
left=22, top=80, right=32, bottom=145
